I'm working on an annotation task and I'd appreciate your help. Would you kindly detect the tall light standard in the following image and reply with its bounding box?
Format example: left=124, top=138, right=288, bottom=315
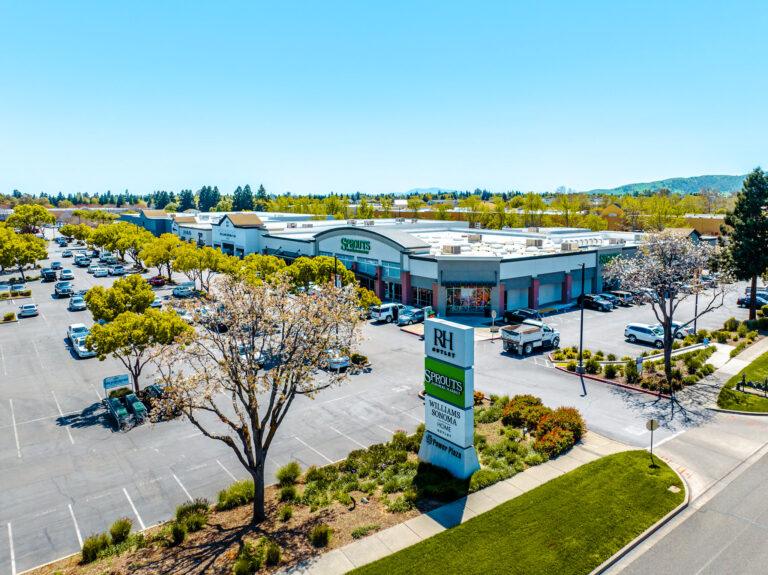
left=578, top=263, right=586, bottom=375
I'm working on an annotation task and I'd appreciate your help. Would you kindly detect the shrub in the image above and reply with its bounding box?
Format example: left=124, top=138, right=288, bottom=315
left=216, top=480, right=254, bottom=510
left=109, top=517, right=132, bottom=545
left=604, top=364, right=617, bottom=379
left=607, top=353, right=617, bottom=361
left=264, top=540, right=281, bottom=566
left=582, top=349, right=592, bottom=359
left=533, top=427, right=575, bottom=458
left=731, top=342, right=748, bottom=358
left=501, top=394, right=543, bottom=427
left=184, top=512, right=207, bottom=533
left=566, top=361, right=577, bottom=372
left=350, top=353, right=368, bottom=365
left=276, top=462, right=301, bottom=486
left=3, top=312, right=15, bottom=322
left=584, top=358, right=601, bottom=374
left=686, top=359, right=702, bottom=375
left=737, top=323, right=749, bottom=338
left=759, top=317, right=768, bottom=331
left=475, top=403, right=503, bottom=423
left=279, top=485, right=297, bottom=502
left=625, top=359, right=640, bottom=385
left=683, top=375, right=699, bottom=385
left=309, top=524, right=332, bottom=547
left=385, top=491, right=417, bottom=513
left=671, top=368, right=683, bottom=381
left=473, top=390, right=485, bottom=405
left=715, top=331, right=728, bottom=344
left=304, top=465, right=324, bottom=483
left=723, top=317, right=740, bottom=332
left=351, top=524, right=380, bottom=539
left=170, top=522, right=187, bottom=546
left=233, top=539, right=264, bottom=574
left=747, top=330, right=758, bottom=341
left=535, top=407, right=586, bottom=441
left=278, top=505, right=293, bottom=522
left=81, top=533, right=110, bottom=564
left=672, top=340, right=682, bottom=350
left=175, top=498, right=210, bottom=523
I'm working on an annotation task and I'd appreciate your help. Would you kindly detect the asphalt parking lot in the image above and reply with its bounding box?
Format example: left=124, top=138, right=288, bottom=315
left=0, top=233, right=752, bottom=574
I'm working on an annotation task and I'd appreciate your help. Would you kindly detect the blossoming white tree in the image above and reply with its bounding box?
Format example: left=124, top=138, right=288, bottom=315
left=154, top=275, right=362, bottom=523
left=603, top=231, right=732, bottom=392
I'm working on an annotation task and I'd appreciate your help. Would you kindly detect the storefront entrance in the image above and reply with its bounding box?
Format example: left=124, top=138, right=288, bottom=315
left=411, top=287, right=433, bottom=308
left=384, top=281, right=402, bottom=302
left=446, top=286, right=491, bottom=314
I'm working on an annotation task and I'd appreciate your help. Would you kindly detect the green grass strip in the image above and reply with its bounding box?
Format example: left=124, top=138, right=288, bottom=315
left=351, top=450, right=683, bottom=575
left=717, top=350, right=768, bottom=412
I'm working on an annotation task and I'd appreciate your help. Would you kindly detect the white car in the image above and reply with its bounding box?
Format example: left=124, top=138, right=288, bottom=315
left=653, top=321, right=694, bottom=339
left=624, top=323, right=664, bottom=348
left=93, top=267, right=109, bottom=277
left=324, top=349, right=351, bottom=370
left=370, top=303, right=406, bottom=323
left=87, top=263, right=100, bottom=274
left=67, top=323, right=90, bottom=342
left=71, top=335, right=96, bottom=359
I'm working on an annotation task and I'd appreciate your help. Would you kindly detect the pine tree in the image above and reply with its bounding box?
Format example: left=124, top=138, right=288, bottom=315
left=255, top=184, right=268, bottom=210
left=725, top=167, right=768, bottom=319
left=179, top=189, right=196, bottom=212
left=232, top=186, right=244, bottom=211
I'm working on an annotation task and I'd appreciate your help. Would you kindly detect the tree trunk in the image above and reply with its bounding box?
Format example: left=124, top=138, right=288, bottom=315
left=750, top=275, right=758, bottom=321
left=663, top=329, right=673, bottom=397
left=18, top=265, right=26, bottom=281
left=250, top=464, right=266, bottom=524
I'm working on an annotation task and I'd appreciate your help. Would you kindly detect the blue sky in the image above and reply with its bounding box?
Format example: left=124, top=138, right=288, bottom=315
left=1, top=1, right=766, bottom=196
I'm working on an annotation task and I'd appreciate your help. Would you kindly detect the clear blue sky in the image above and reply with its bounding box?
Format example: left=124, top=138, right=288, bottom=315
left=1, top=1, right=766, bottom=196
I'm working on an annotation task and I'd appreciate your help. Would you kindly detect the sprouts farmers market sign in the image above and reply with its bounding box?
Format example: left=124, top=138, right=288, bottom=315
left=340, top=237, right=371, bottom=254
left=418, top=318, right=480, bottom=479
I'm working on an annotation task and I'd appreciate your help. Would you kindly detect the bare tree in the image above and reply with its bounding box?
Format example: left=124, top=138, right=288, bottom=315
left=154, top=276, right=362, bottom=523
left=604, top=231, right=732, bottom=393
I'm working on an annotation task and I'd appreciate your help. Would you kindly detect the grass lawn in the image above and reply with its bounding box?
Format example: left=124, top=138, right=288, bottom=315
left=350, top=451, right=684, bottom=575
left=717, top=350, right=768, bottom=412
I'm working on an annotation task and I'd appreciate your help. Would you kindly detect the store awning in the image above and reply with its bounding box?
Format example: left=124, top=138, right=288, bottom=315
left=441, top=280, right=497, bottom=287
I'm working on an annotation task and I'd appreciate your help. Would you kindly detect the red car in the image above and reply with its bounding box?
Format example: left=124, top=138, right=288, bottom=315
left=148, top=275, right=166, bottom=287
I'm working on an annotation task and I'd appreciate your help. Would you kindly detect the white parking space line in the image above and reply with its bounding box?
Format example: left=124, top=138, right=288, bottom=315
left=7, top=523, right=16, bottom=575
left=51, top=391, right=75, bottom=445
left=9, top=400, right=20, bottom=458
left=0, top=344, right=6, bottom=376
left=172, top=473, right=193, bottom=502
left=377, top=423, right=395, bottom=435
left=68, top=504, right=83, bottom=548
left=329, top=425, right=366, bottom=448
left=401, top=411, right=423, bottom=423
left=216, top=459, right=238, bottom=481
left=122, top=488, right=147, bottom=531
left=294, top=436, right=333, bottom=464
left=31, top=340, right=45, bottom=370
left=90, top=384, right=102, bottom=401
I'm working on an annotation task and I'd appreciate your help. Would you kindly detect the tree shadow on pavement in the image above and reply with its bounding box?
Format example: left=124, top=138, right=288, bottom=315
left=56, top=401, right=113, bottom=431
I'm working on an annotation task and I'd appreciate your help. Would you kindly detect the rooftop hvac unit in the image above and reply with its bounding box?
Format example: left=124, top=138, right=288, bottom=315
left=526, top=238, right=544, bottom=247
left=561, top=242, right=580, bottom=252
left=347, top=219, right=357, bottom=226
left=527, top=227, right=540, bottom=233
left=301, top=223, right=314, bottom=228
left=410, top=218, right=418, bottom=223
left=441, top=245, right=462, bottom=255
left=364, top=220, right=374, bottom=226
left=395, top=217, right=405, bottom=223
left=608, top=238, right=626, bottom=245
left=286, top=222, right=297, bottom=228
left=467, top=234, right=482, bottom=243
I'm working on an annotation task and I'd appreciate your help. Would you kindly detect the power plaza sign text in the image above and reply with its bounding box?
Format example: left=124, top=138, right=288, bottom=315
left=340, top=237, right=371, bottom=254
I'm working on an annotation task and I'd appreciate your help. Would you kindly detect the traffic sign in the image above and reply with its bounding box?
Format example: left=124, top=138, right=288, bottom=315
left=646, top=419, right=659, bottom=431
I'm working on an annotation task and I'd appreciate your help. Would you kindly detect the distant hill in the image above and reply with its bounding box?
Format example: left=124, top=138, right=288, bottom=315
left=585, top=174, right=745, bottom=196
left=405, top=187, right=457, bottom=196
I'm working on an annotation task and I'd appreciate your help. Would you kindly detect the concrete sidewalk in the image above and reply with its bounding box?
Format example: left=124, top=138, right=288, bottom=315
left=715, top=335, right=768, bottom=378
left=280, top=433, right=629, bottom=575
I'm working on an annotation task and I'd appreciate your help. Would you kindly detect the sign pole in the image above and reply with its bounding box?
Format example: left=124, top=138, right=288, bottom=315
left=646, top=419, right=659, bottom=468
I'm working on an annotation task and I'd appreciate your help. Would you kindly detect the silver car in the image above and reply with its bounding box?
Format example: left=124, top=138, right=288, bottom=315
left=18, top=303, right=39, bottom=318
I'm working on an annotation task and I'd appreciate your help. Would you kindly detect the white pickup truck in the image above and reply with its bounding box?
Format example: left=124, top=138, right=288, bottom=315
left=501, top=320, right=560, bottom=355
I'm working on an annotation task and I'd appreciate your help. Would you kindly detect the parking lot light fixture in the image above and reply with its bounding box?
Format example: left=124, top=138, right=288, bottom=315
left=577, top=263, right=586, bottom=375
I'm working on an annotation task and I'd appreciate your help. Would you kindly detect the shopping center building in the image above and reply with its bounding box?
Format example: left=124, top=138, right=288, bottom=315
left=126, top=209, right=641, bottom=316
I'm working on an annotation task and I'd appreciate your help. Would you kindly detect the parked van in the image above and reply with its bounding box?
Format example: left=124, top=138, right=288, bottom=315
left=370, top=303, right=406, bottom=323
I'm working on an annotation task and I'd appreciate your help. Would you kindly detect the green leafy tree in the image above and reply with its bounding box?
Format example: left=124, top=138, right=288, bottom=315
left=139, top=233, right=182, bottom=281
left=84, top=274, right=156, bottom=323
left=357, top=286, right=381, bottom=309
left=725, top=168, right=768, bottom=319
left=214, top=196, right=234, bottom=212
left=6, top=204, right=55, bottom=233
left=87, top=309, right=192, bottom=392
left=232, top=253, right=287, bottom=285
left=0, top=229, right=47, bottom=280
left=59, top=223, right=93, bottom=243
left=173, top=244, right=227, bottom=291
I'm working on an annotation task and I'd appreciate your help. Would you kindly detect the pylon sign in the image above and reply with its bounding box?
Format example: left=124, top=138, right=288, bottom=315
left=418, top=318, right=480, bottom=479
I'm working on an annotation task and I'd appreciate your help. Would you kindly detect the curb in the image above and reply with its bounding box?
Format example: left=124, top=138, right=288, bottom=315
left=554, top=365, right=672, bottom=399
left=589, top=463, right=690, bottom=575
left=706, top=406, right=768, bottom=416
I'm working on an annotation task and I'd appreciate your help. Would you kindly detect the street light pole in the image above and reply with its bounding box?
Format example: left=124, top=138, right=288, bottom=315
left=578, top=263, right=586, bottom=374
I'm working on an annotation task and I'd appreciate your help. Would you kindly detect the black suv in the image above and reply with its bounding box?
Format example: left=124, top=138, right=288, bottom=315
left=503, top=308, right=542, bottom=324
left=578, top=294, right=613, bottom=312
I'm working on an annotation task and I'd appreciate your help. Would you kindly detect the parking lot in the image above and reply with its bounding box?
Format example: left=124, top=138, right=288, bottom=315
left=0, top=233, right=752, bottom=574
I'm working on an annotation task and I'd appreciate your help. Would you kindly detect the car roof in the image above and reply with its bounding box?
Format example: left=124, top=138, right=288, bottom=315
left=69, top=323, right=87, bottom=329
left=627, top=323, right=653, bottom=328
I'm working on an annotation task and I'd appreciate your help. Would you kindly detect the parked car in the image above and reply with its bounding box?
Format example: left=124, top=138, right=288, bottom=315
left=17, top=303, right=39, bottom=318
left=323, top=349, right=351, bottom=370
left=87, top=263, right=100, bottom=274
left=579, top=294, right=613, bottom=311
left=503, top=308, right=542, bottom=324
left=175, top=308, right=194, bottom=323
left=150, top=297, right=163, bottom=308
left=62, top=250, right=73, bottom=258
left=103, top=255, right=118, bottom=266
left=74, top=257, right=91, bottom=267
left=108, top=265, right=126, bottom=276
left=738, top=294, right=768, bottom=308
left=59, top=269, right=74, bottom=280
left=608, top=291, right=635, bottom=306
left=50, top=261, right=63, bottom=270
left=147, top=275, right=166, bottom=287
left=93, top=267, right=109, bottom=277
left=501, top=320, right=560, bottom=355
left=624, top=323, right=664, bottom=348
left=172, top=285, right=195, bottom=298
left=41, top=268, right=57, bottom=282
left=67, top=323, right=90, bottom=342
left=68, top=296, right=87, bottom=311
left=370, top=302, right=406, bottom=323
left=397, top=308, right=426, bottom=326
left=98, top=251, right=114, bottom=262
left=71, top=335, right=96, bottom=359
left=55, top=281, right=74, bottom=297
left=651, top=321, right=694, bottom=339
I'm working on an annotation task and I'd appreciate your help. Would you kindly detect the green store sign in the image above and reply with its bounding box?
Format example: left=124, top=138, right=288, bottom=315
left=424, top=357, right=467, bottom=408
left=341, top=237, right=371, bottom=254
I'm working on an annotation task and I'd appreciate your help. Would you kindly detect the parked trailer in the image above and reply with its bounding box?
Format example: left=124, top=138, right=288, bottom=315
left=500, top=320, right=560, bottom=355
